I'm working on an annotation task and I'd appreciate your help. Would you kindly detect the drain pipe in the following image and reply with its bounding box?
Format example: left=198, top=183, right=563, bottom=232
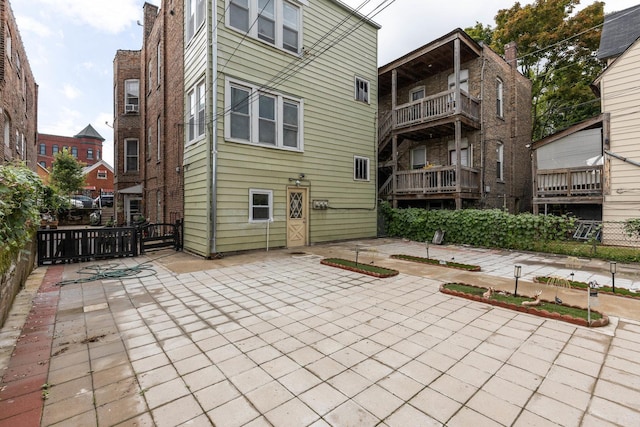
left=605, top=150, right=640, bottom=168
left=266, top=219, right=271, bottom=251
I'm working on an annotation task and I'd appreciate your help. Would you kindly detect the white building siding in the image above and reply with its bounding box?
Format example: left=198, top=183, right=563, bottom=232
left=601, top=39, right=640, bottom=225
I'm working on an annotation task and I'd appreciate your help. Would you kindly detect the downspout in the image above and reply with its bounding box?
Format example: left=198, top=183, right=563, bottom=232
left=210, top=2, right=218, bottom=254
left=605, top=150, right=640, bottom=168
left=480, top=49, right=486, bottom=204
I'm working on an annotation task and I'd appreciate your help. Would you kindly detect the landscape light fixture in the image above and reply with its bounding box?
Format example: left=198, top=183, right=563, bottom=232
left=610, top=261, right=617, bottom=293
left=513, top=265, right=522, bottom=297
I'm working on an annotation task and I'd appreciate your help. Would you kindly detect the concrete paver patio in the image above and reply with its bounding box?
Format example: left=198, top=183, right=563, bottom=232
left=1, top=238, right=640, bottom=426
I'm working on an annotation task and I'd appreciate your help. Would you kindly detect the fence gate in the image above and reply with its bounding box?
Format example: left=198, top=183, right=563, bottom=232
left=138, top=220, right=183, bottom=254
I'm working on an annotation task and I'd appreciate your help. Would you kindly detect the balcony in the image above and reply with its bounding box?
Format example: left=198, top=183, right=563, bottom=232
left=535, top=166, right=603, bottom=201
left=380, top=165, right=480, bottom=199
left=378, top=90, right=480, bottom=149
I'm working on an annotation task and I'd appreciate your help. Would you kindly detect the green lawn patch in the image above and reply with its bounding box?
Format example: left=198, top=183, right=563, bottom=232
left=441, top=283, right=607, bottom=327
left=534, top=276, right=639, bottom=299
left=321, top=258, right=399, bottom=278
left=390, top=254, right=481, bottom=271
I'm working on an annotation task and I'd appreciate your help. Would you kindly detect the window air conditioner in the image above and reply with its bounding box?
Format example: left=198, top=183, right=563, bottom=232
left=125, top=104, right=139, bottom=113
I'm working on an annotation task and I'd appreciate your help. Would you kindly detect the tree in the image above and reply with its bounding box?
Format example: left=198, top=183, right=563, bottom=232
left=466, top=0, right=604, bottom=141
left=464, top=21, right=494, bottom=46
left=50, top=148, right=86, bottom=196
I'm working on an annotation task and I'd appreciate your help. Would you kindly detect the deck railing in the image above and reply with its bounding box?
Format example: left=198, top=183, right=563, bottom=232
left=392, top=90, right=480, bottom=129
left=393, top=166, right=480, bottom=195
left=536, top=166, right=603, bottom=197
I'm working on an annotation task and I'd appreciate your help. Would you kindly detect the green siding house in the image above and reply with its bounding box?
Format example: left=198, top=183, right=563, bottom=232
left=183, top=0, right=380, bottom=257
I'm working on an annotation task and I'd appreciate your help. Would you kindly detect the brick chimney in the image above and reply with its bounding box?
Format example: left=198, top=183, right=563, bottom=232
left=504, top=42, right=518, bottom=68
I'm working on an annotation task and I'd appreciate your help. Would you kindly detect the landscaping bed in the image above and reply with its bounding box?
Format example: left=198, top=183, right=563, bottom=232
left=321, top=258, right=399, bottom=278
left=534, top=276, right=640, bottom=299
left=390, top=254, right=481, bottom=271
left=440, top=283, right=608, bottom=327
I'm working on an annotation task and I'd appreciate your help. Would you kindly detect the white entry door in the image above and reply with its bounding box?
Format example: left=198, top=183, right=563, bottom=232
left=286, top=187, right=308, bottom=248
left=125, top=196, right=143, bottom=225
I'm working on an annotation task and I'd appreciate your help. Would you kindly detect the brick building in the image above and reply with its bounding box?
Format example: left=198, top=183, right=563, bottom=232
left=1, top=0, right=38, bottom=170
left=37, top=124, right=105, bottom=170
left=113, top=1, right=183, bottom=225
left=378, top=30, right=532, bottom=213
left=82, top=159, right=114, bottom=201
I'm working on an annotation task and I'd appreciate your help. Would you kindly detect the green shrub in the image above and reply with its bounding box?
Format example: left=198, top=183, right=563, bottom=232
left=0, top=162, right=44, bottom=274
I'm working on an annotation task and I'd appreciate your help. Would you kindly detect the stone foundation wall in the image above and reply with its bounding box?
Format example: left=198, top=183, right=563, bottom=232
left=0, top=239, right=36, bottom=328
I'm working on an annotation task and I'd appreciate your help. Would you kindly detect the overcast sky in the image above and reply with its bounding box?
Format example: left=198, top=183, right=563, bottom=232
left=10, top=0, right=639, bottom=167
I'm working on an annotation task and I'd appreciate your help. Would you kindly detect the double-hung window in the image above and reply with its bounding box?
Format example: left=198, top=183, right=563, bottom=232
left=157, top=117, right=162, bottom=161
left=496, top=78, right=504, bottom=118
left=124, top=79, right=139, bottom=113
left=52, top=145, right=58, bottom=154
left=157, top=42, right=162, bottom=86
left=249, top=189, right=272, bottom=222
left=496, top=142, right=504, bottom=181
left=354, top=156, right=370, bottom=181
left=187, top=0, right=206, bottom=41
left=226, top=78, right=302, bottom=150
left=187, top=80, right=206, bottom=144
left=87, top=149, right=93, bottom=160
left=39, top=143, right=46, bottom=155
left=228, top=0, right=301, bottom=54
left=71, top=147, right=78, bottom=158
left=355, top=77, right=369, bottom=103
left=125, top=139, right=139, bottom=172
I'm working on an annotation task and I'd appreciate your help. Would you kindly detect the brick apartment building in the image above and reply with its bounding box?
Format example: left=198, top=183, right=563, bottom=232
left=1, top=0, right=38, bottom=170
left=113, top=1, right=183, bottom=225
left=37, top=124, right=105, bottom=170
left=378, top=31, right=532, bottom=212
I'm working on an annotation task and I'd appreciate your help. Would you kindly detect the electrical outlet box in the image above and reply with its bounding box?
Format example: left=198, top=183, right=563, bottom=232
left=312, top=199, right=329, bottom=209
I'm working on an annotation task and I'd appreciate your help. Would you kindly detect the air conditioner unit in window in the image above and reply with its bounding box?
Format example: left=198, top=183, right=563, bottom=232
left=125, top=104, right=139, bottom=113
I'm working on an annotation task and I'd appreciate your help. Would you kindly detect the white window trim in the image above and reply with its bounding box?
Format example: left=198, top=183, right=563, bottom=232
left=124, top=79, right=140, bottom=113
left=354, top=76, right=370, bottom=104
left=125, top=138, right=139, bottom=172
left=354, top=156, right=370, bottom=181
left=186, top=0, right=206, bottom=42
left=157, top=117, right=161, bottom=161
left=97, top=170, right=107, bottom=179
left=410, top=86, right=425, bottom=102
left=249, top=189, right=273, bottom=222
left=447, top=138, right=472, bottom=167
left=224, top=77, right=303, bottom=151
left=187, top=79, right=206, bottom=145
left=148, top=60, right=153, bottom=93
left=496, top=78, right=504, bottom=118
left=157, top=42, right=162, bottom=87
left=497, top=142, right=504, bottom=181
left=447, top=69, right=469, bottom=94
left=411, top=146, right=427, bottom=169
left=226, top=0, right=303, bottom=55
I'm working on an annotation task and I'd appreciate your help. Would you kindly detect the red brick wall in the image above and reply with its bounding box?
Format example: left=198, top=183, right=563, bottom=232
left=113, top=49, right=142, bottom=224
left=36, top=133, right=104, bottom=170
left=1, top=0, right=38, bottom=171
left=84, top=165, right=114, bottom=200
left=113, top=0, right=184, bottom=225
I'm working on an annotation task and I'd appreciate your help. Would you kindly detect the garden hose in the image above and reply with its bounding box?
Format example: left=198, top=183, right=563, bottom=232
left=56, top=252, right=175, bottom=286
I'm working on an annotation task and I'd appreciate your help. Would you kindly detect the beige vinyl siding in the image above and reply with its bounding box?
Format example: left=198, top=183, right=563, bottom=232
left=601, top=39, right=640, bottom=226
left=183, top=12, right=211, bottom=256
left=212, top=0, right=378, bottom=253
